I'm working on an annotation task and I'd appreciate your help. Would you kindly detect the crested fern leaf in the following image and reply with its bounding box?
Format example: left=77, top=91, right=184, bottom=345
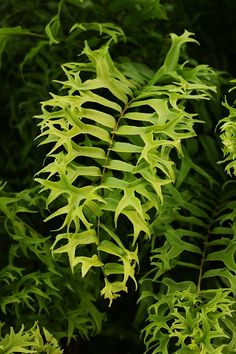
left=70, top=22, right=125, bottom=44
left=203, top=195, right=236, bottom=293
left=35, top=31, right=216, bottom=303
left=142, top=284, right=236, bottom=354
left=0, top=322, right=63, bottom=353
left=0, top=183, right=104, bottom=341
left=141, top=168, right=236, bottom=353
left=219, top=82, right=236, bottom=176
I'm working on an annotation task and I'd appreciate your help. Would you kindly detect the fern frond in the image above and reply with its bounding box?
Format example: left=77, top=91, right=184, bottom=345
left=0, top=184, right=104, bottom=341
left=0, top=322, right=63, bottom=354
left=35, top=32, right=216, bottom=304
left=219, top=82, right=236, bottom=176
left=142, top=283, right=235, bottom=354
left=203, top=189, right=236, bottom=294
left=70, top=22, right=125, bottom=44
left=141, top=169, right=236, bottom=353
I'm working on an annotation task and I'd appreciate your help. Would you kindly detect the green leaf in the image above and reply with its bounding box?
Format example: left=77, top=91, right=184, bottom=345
left=79, top=108, right=116, bottom=128
left=70, top=22, right=125, bottom=43
left=106, top=159, right=134, bottom=172
left=103, top=263, right=124, bottom=276
left=150, top=30, right=198, bottom=84
left=20, top=40, right=48, bottom=74
left=98, top=240, right=126, bottom=258
left=219, top=94, right=236, bottom=176
left=0, top=26, right=29, bottom=67
left=73, top=254, right=104, bottom=277
left=45, top=0, right=63, bottom=45
left=51, top=230, right=99, bottom=271
left=114, top=188, right=146, bottom=227
left=100, top=279, right=127, bottom=306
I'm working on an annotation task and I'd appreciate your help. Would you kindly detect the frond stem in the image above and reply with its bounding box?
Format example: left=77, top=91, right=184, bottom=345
left=97, top=98, right=133, bottom=244
left=197, top=207, right=217, bottom=292
left=101, top=100, right=133, bottom=184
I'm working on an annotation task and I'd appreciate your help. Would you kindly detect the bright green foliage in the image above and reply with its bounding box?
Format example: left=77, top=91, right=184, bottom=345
left=36, top=30, right=215, bottom=306
left=0, top=182, right=104, bottom=342
left=1, top=1, right=236, bottom=353
left=0, top=322, right=63, bottom=353
left=142, top=285, right=235, bottom=354
left=140, top=168, right=236, bottom=352
left=219, top=82, right=236, bottom=176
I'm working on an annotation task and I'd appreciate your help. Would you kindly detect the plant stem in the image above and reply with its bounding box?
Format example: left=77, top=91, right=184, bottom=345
left=96, top=99, right=133, bottom=243
left=197, top=207, right=217, bottom=291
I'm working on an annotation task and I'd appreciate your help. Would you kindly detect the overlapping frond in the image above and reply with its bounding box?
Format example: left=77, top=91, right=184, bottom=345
left=0, top=183, right=104, bottom=341
left=141, top=171, right=236, bottom=353
left=219, top=81, right=236, bottom=176
left=142, top=283, right=235, bottom=354
left=0, top=322, right=63, bottom=353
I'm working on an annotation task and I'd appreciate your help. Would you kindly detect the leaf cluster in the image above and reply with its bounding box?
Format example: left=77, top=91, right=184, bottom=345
left=0, top=182, right=104, bottom=345
left=35, top=30, right=216, bottom=306
left=1, top=1, right=236, bottom=353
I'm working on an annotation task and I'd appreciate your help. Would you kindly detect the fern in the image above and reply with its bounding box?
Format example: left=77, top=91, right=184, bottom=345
left=140, top=164, right=236, bottom=353
left=219, top=81, right=236, bottom=176
left=1, top=0, right=236, bottom=353
left=2, top=0, right=236, bottom=352
left=35, top=30, right=216, bottom=306
left=0, top=322, right=63, bottom=353
left=0, top=182, right=104, bottom=341
left=142, top=285, right=235, bottom=354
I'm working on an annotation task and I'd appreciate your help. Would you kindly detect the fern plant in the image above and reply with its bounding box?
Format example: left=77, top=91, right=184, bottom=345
left=138, top=77, right=236, bottom=354
left=140, top=173, right=236, bottom=353
left=2, top=1, right=236, bottom=353
left=35, top=29, right=217, bottom=308
left=0, top=181, right=104, bottom=347
left=219, top=81, right=236, bottom=176
left=0, top=322, right=63, bottom=354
